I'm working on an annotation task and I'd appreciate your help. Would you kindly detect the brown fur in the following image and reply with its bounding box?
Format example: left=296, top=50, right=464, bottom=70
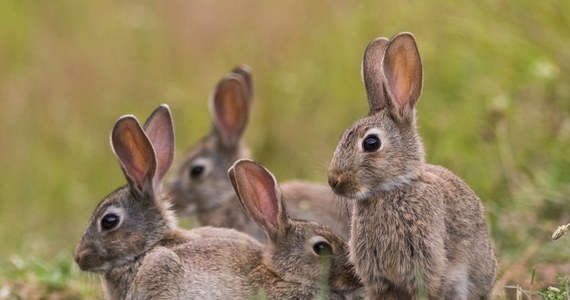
left=228, top=159, right=362, bottom=299
left=74, top=105, right=360, bottom=299
left=168, top=65, right=351, bottom=241
left=327, top=33, right=497, bottom=299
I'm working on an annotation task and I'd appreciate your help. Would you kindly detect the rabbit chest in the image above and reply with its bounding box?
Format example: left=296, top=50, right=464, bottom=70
left=350, top=182, right=448, bottom=293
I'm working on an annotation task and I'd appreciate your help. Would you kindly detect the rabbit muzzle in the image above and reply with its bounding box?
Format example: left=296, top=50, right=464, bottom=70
left=327, top=171, right=353, bottom=198
left=74, top=245, right=94, bottom=271
left=74, top=242, right=108, bottom=273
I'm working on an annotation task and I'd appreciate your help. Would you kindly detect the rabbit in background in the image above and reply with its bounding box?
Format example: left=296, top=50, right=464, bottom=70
left=327, top=33, right=497, bottom=299
left=168, top=65, right=351, bottom=241
left=74, top=105, right=360, bottom=299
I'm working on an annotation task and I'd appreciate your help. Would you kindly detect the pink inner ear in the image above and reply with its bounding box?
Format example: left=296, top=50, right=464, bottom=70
left=112, top=118, right=156, bottom=188
left=383, top=34, right=422, bottom=113
left=124, top=131, right=149, bottom=178
left=239, top=163, right=280, bottom=230
left=143, top=107, right=174, bottom=182
left=389, top=59, right=413, bottom=109
left=214, top=79, right=248, bottom=146
left=147, top=129, right=171, bottom=172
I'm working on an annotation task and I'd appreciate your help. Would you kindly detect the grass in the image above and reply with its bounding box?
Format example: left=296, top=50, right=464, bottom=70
left=0, top=0, right=569, bottom=298
left=503, top=276, right=570, bottom=300
left=0, top=253, right=101, bottom=299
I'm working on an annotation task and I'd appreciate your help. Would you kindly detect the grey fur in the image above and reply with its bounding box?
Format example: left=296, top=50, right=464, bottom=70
left=74, top=105, right=360, bottom=299
left=327, top=32, right=497, bottom=299
left=168, top=65, right=351, bottom=241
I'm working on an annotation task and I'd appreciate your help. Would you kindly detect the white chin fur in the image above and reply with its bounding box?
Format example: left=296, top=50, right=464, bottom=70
left=357, top=172, right=420, bottom=199
left=377, top=176, right=414, bottom=191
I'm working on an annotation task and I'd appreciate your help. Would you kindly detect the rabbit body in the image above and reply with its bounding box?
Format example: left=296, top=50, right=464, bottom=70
left=193, top=178, right=350, bottom=241
left=75, top=106, right=360, bottom=299
left=126, top=235, right=264, bottom=300
left=85, top=186, right=354, bottom=300
left=98, top=222, right=262, bottom=300
left=328, top=33, right=497, bottom=299
left=350, top=164, right=496, bottom=299
left=169, top=66, right=350, bottom=241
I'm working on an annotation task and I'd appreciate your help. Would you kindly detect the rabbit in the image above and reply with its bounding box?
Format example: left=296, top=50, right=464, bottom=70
left=74, top=105, right=361, bottom=299
left=168, top=65, right=351, bottom=241
left=73, top=104, right=259, bottom=299
left=227, top=159, right=362, bottom=299
left=327, top=32, right=498, bottom=299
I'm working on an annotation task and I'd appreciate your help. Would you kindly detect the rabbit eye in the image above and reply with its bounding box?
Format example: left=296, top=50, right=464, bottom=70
left=101, top=213, right=120, bottom=231
left=312, top=241, right=333, bottom=256
left=189, top=165, right=205, bottom=178
left=362, top=135, right=381, bottom=152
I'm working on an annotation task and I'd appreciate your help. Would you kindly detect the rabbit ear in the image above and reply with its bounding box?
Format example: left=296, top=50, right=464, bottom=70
left=382, top=32, right=423, bottom=120
left=143, top=104, right=175, bottom=184
left=362, top=37, right=390, bottom=113
left=228, top=159, right=288, bottom=239
left=231, top=64, right=254, bottom=103
left=111, top=116, right=157, bottom=192
left=210, top=74, right=251, bottom=148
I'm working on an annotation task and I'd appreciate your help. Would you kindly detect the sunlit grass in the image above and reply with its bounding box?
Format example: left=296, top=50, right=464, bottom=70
left=0, top=253, right=101, bottom=299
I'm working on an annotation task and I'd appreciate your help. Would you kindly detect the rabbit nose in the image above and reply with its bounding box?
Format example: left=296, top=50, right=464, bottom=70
left=328, top=176, right=341, bottom=189
left=327, top=168, right=343, bottom=188
left=74, top=248, right=84, bottom=264
left=74, top=246, right=90, bottom=268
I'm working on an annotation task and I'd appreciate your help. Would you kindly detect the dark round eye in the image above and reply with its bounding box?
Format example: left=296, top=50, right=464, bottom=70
left=189, top=165, right=205, bottom=178
left=313, top=241, right=333, bottom=256
left=362, top=135, right=381, bottom=152
left=101, top=213, right=120, bottom=231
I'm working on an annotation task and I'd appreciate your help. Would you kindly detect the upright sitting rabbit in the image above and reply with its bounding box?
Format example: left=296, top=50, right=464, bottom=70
left=327, top=33, right=497, bottom=299
left=74, top=105, right=360, bottom=299
left=168, top=65, right=350, bottom=241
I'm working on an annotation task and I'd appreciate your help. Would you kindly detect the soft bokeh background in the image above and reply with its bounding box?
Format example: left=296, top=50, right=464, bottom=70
left=1, top=0, right=569, bottom=298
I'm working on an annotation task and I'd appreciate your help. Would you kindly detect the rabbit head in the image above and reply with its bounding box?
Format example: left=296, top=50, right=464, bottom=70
left=229, top=159, right=361, bottom=295
left=74, top=105, right=176, bottom=274
left=168, top=65, right=253, bottom=216
left=328, top=33, right=426, bottom=199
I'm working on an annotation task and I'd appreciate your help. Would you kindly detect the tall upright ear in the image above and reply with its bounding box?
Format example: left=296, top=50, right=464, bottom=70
left=382, top=32, right=423, bottom=120
left=228, top=159, right=288, bottom=239
left=210, top=74, right=251, bottom=148
left=231, top=64, right=254, bottom=104
left=143, top=104, right=175, bottom=185
left=362, top=37, right=390, bottom=113
left=111, top=116, right=157, bottom=192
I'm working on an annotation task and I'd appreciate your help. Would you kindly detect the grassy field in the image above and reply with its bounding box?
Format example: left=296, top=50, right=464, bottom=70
left=0, top=0, right=569, bottom=298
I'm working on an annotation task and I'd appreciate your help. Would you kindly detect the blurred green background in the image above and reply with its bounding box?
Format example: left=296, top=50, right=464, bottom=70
left=1, top=0, right=569, bottom=298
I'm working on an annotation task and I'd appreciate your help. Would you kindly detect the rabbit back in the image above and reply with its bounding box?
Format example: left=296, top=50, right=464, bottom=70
left=127, top=235, right=264, bottom=300
left=281, top=180, right=351, bottom=240
left=426, top=164, right=498, bottom=295
left=192, top=191, right=265, bottom=241
left=195, top=180, right=353, bottom=242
